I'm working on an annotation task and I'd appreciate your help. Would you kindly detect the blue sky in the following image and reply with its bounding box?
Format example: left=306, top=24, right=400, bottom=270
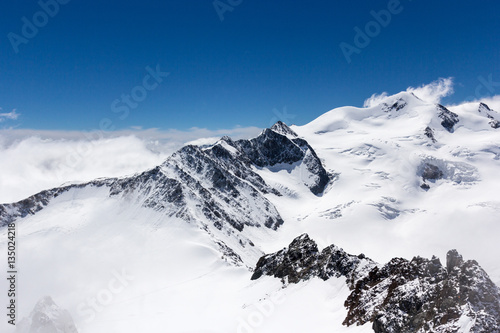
left=0, top=0, right=499, bottom=131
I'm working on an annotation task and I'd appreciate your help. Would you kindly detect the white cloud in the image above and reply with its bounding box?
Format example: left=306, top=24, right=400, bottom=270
left=0, top=109, right=20, bottom=122
left=0, top=126, right=261, bottom=203
left=363, top=78, right=455, bottom=108
left=445, top=94, right=500, bottom=122
left=363, top=92, right=389, bottom=108
left=447, top=93, right=500, bottom=109
left=184, top=137, right=221, bottom=147
left=406, top=77, right=454, bottom=104
left=0, top=77, right=479, bottom=204
left=476, top=94, right=500, bottom=110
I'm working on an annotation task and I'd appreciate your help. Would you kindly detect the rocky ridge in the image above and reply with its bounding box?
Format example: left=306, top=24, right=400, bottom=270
left=17, top=296, right=78, bottom=333
left=478, top=102, right=500, bottom=129
left=252, top=234, right=500, bottom=333
left=0, top=123, right=332, bottom=265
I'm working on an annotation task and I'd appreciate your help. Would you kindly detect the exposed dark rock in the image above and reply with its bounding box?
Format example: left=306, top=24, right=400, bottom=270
left=1, top=125, right=332, bottom=235
left=251, top=234, right=376, bottom=286
left=270, top=120, right=298, bottom=137
left=349, top=250, right=500, bottom=333
left=382, top=98, right=408, bottom=113
left=17, top=296, right=78, bottom=333
left=418, top=157, right=478, bottom=185
left=446, top=249, right=464, bottom=273
left=437, top=104, right=459, bottom=133
left=487, top=115, right=500, bottom=129
left=479, top=103, right=500, bottom=129
left=236, top=129, right=305, bottom=168
left=252, top=234, right=500, bottom=333
left=0, top=179, right=115, bottom=227
left=420, top=183, right=430, bottom=191
left=479, top=102, right=493, bottom=113
left=424, top=126, right=437, bottom=143
left=233, top=128, right=331, bottom=195
left=215, top=240, right=244, bottom=266
left=421, top=163, right=443, bottom=181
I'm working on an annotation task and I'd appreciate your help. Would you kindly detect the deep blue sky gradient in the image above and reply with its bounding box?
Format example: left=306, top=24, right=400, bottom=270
left=1, top=0, right=499, bottom=130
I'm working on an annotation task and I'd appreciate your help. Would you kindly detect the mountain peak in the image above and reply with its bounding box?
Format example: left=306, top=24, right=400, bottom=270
left=479, top=102, right=492, bottom=113
left=477, top=102, right=500, bottom=128
left=371, top=91, right=426, bottom=109
left=252, top=235, right=500, bottom=333
left=446, top=249, right=464, bottom=273
left=17, top=296, right=78, bottom=333
left=380, top=97, right=408, bottom=113
left=270, top=120, right=298, bottom=137
left=436, top=104, right=460, bottom=132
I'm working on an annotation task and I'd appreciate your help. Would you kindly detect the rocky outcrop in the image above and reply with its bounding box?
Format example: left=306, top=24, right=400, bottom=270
left=0, top=179, right=115, bottom=227
left=382, top=98, right=408, bottom=113
left=233, top=125, right=331, bottom=195
left=270, top=120, right=299, bottom=137
left=437, top=104, right=459, bottom=133
left=1, top=122, right=332, bottom=234
left=251, top=234, right=376, bottom=286
left=417, top=157, right=479, bottom=189
left=424, top=126, right=437, bottom=143
left=17, top=296, right=78, bottom=333
left=347, top=249, right=500, bottom=333
left=478, top=103, right=500, bottom=129
left=252, top=234, right=500, bottom=333
left=421, top=163, right=444, bottom=181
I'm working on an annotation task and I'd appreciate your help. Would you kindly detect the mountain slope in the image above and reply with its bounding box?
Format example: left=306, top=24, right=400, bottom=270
left=252, top=234, right=500, bottom=333
left=17, top=296, right=78, bottom=333
left=1, top=125, right=332, bottom=266
left=284, top=93, right=500, bottom=285
left=1, top=91, right=499, bottom=333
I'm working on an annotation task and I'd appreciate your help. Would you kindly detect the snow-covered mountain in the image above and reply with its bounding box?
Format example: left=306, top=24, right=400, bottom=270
left=0, top=123, right=332, bottom=266
left=17, top=296, right=78, bottom=333
left=252, top=234, right=500, bottom=332
left=1, top=91, right=499, bottom=333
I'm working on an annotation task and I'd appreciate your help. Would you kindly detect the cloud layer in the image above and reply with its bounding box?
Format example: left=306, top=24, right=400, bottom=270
left=406, top=77, right=454, bottom=104
left=0, top=127, right=261, bottom=203
left=2, top=79, right=499, bottom=204
left=363, top=78, right=454, bottom=107
left=0, top=109, right=20, bottom=122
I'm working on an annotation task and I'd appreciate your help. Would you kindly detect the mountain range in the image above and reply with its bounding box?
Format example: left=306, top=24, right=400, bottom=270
left=1, top=91, right=499, bottom=333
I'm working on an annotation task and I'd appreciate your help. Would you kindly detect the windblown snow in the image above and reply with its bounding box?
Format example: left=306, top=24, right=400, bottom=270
left=1, top=90, right=499, bottom=333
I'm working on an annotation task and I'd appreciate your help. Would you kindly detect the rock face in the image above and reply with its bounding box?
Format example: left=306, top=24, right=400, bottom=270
left=417, top=157, right=479, bottom=188
left=232, top=126, right=331, bottom=195
left=478, top=102, right=500, bottom=129
left=252, top=234, right=500, bottom=333
left=348, top=251, right=500, bottom=333
left=424, top=126, right=437, bottom=143
left=17, top=296, right=78, bottom=333
left=382, top=98, right=408, bottom=113
left=0, top=123, right=332, bottom=266
left=251, top=233, right=376, bottom=285
left=270, top=120, right=299, bottom=137
left=436, top=104, right=459, bottom=133
left=1, top=122, right=331, bottom=231
left=421, top=163, right=444, bottom=181
left=0, top=180, right=115, bottom=227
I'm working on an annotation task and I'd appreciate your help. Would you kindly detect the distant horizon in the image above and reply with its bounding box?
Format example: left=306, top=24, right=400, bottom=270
left=2, top=2, right=500, bottom=331
left=1, top=1, right=499, bottom=132
left=2, top=77, right=500, bottom=205
left=1, top=78, right=499, bottom=135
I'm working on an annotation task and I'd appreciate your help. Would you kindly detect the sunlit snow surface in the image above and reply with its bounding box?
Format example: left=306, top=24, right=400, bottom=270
left=1, top=92, right=500, bottom=332
left=0, top=189, right=368, bottom=332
